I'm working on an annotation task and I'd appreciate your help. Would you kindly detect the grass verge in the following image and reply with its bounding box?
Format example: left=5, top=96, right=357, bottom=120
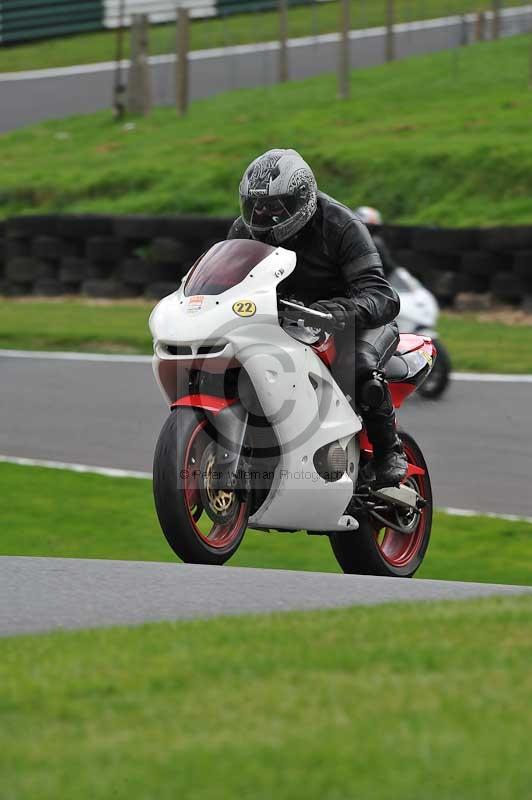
left=1, top=36, right=532, bottom=224
left=0, top=0, right=521, bottom=73
left=1, top=595, right=531, bottom=799
left=2, top=462, right=531, bottom=585
left=1, top=299, right=531, bottom=373
left=0, top=299, right=154, bottom=355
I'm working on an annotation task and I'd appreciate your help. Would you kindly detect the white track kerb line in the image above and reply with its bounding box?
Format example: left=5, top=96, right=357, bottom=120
left=2, top=454, right=532, bottom=525
left=0, top=455, right=151, bottom=480
left=0, top=349, right=153, bottom=364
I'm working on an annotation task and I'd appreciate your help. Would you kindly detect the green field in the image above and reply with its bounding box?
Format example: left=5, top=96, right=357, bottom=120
left=3, top=453, right=531, bottom=798
left=2, top=462, right=531, bottom=585
left=2, top=595, right=531, bottom=799
left=0, top=0, right=520, bottom=73
left=0, top=299, right=153, bottom=355
left=1, top=36, right=531, bottom=224
left=1, top=299, right=531, bottom=373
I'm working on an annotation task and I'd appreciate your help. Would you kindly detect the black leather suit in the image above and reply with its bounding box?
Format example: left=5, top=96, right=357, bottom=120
left=227, top=191, right=401, bottom=398
left=372, top=233, right=399, bottom=279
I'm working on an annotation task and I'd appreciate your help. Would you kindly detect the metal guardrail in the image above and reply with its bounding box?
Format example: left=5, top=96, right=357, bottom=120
left=0, top=0, right=318, bottom=43
left=104, top=1, right=215, bottom=28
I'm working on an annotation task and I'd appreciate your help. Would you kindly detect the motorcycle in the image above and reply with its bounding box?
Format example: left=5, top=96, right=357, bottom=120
left=388, top=265, right=451, bottom=399
left=149, top=239, right=435, bottom=578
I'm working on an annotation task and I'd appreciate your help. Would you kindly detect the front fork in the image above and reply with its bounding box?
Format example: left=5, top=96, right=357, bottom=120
left=208, top=403, right=249, bottom=492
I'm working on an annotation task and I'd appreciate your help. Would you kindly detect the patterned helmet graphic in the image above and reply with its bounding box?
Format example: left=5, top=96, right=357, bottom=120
left=239, top=149, right=318, bottom=244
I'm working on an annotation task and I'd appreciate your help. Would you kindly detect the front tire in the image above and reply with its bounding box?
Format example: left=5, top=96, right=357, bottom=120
left=153, top=408, right=250, bottom=565
left=329, top=431, right=432, bottom=578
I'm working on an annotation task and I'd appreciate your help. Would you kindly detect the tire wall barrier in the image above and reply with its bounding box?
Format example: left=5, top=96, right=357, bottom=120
left=1, top=214, right=532, bottom=307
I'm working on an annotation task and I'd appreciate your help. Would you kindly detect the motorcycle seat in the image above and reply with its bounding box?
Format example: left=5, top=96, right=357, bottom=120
left=384, top=354, right=410, bottom=382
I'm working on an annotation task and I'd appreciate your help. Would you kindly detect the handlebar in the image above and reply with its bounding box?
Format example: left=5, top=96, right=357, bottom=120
left=279, top=299, right=343, bottom=334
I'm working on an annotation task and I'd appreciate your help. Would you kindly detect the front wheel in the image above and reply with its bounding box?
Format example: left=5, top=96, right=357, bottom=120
left=418, top=339, right=451, bottom=399
left=329, top=431, right=432, bottom=578
left=153, top=408, right=250, bottom=565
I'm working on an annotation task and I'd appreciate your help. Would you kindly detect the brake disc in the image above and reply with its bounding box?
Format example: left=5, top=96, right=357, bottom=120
left=198, top=443, right=239, bottom=525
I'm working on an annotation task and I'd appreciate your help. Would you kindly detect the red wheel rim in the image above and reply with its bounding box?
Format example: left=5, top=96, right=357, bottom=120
left=183, top=421, right=248, bottom=550
left=372, top=441, right=429, bottom=569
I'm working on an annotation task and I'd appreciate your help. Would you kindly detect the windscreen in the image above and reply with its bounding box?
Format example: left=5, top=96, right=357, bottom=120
left=184, top=239, right=276, bottom=296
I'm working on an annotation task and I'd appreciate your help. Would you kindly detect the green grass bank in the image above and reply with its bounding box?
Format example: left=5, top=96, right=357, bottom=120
left=2, top=595, right=531, bottom=799
left=1, top=299, right=531, bottom=373
left=1, top=36, right=531, bottom=225
left=2, top=462, right=531, bottom=585
left=0, top=0, right=522, bottom=73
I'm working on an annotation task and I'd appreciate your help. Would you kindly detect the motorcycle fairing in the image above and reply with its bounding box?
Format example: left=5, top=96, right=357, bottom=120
left=395, top=333, right=429, bottom=355
left=385, top=337, right=436, bottom=407
left=150, top=242, right=362, bottom=531
left=312, top=336, right=337, bottom=368
left=241, top=331, right=361, bottom=531
left=171, top=394, right=237, bottom=415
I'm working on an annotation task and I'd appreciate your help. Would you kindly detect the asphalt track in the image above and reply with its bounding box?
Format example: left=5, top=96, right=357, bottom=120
left=1, top=7, right=531, bottom=132
left=2, top=556, right=531, bottom=636
left=0, top=353, right=531, bottom=518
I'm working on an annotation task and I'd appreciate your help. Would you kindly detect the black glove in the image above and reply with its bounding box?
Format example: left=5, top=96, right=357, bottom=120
left=310, top=299, right=349, bottom=330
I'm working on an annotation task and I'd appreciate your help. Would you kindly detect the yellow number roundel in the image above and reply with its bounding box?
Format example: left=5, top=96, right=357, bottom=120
left=232, top=300, right=256, bottom=317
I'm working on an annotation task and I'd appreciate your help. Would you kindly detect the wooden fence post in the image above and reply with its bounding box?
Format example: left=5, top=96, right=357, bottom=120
left=529, top=36, right=532, bottom=90
left=475, top=10, right=486, bottom=42
left=113, top=0, right=126, bottom=119
left=492, top=0, right=501, bottom=39
left=176, top=5, right=190, bottom=115
left=460, top=14, right=468, bottom=46
left=386, top=0, right=395, bottom=62
left=279, top=0, right=289, bottom=82
left=127, top=13, right=151, bottom=115
left=338, top=0, right=350, bottom=100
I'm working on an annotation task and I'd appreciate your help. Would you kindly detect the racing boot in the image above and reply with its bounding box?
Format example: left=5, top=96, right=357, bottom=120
left=362, top=381, right=408, bottom=488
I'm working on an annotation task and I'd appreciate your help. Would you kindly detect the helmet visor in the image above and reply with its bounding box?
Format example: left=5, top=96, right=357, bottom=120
left=241, top=194, right=302, bottom=231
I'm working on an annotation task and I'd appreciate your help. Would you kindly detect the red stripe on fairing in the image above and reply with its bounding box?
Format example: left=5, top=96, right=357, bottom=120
left=171, top=394, right=237, bottom=414
left=390, top=339, right=435, bottom=408
left=312, top=337, right=337, bottom=367
left=390, top=381, right=416, bottom=408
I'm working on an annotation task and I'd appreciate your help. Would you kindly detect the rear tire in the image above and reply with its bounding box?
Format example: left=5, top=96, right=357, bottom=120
left=153, top=408, right=250, bottom=565
left=418, top=339, right=451, bottom=399
left=329, top=431, right=432, bottom=578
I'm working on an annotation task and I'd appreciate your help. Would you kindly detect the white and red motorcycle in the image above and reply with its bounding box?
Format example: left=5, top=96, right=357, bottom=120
left=150, top=239, right=435, bottom=578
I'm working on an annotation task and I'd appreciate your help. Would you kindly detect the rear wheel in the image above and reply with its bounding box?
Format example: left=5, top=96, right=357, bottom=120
left=153, top=408, right=250, bottom=565
left=329, top=431, right=432, bottom=578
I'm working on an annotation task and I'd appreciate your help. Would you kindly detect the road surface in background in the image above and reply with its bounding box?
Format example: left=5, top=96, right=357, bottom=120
left=1, top=7, right=531, bottom=132
left=0, top=353, right=531, bottom=518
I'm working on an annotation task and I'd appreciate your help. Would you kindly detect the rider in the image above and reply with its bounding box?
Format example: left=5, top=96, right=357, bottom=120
left=228, top=149, right=407, bottom=487
left=354, top=206, right=398, bottom=278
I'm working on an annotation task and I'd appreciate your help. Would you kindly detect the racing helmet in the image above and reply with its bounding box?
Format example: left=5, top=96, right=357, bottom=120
left=355, top=206, right=383, bottom=226
left=239, top=149, right=318, bottom=245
